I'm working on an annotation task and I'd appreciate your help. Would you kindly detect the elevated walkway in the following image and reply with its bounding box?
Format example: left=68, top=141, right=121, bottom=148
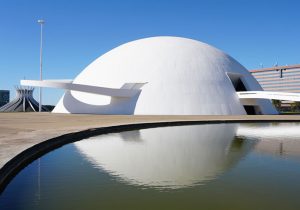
left=237, top=91, right=300, bottom=102
left=21, top=80, right=146, bottom=98
left=21, top=80, right=300, bottom=102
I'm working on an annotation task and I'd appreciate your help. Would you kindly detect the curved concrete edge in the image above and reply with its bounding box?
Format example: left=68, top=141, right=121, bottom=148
left=20, top=79, right=143, bottom=97
left=237, top=91, right=300, bottom=101
left=0, top=120, right=207, bottom=194
left=1, top=119, right=300, bottom=194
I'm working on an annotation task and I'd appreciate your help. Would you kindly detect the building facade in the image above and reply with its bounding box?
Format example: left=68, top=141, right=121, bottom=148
left=0, top=90, right=10, bottom=107
left=250, top=64, right=300, bottom=93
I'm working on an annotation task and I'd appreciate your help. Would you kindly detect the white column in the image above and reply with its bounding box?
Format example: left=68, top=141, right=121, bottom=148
left=38, top=19, right=45, bottom=112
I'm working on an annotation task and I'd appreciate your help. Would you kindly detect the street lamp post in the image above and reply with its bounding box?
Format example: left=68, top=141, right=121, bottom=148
left=37, top=19, right=45, bottom=112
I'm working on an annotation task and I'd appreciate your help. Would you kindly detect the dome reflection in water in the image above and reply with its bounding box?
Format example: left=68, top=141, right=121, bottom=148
left=1, top=123, right=300, bottom=210
left=75, top=124, right=254, bottom=189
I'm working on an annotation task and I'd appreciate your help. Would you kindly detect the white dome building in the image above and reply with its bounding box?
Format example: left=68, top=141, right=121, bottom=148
left=22, top=36, right=278, bottom=115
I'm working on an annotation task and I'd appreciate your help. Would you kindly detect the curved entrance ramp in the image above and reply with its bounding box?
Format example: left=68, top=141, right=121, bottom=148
left=237, top=91, right=300, bottom=102
left=21, top=80, right=145, bottom=98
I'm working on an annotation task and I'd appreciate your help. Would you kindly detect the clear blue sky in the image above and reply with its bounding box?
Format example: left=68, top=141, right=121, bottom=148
left=1, top=0, right=299, bottom=105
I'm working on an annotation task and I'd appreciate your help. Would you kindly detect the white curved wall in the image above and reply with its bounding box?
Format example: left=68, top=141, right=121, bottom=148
left=53, top=36, right=277, bottom=115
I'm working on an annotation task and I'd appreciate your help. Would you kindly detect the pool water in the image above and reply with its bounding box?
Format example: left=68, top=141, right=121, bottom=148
left=1, top=123, right=300, bottom=210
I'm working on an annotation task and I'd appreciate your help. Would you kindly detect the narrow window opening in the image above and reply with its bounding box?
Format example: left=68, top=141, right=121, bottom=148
left=227, top=73, right=248, bottom=91
left=243, top=106, right=256, bottom=115
left=243, top=105, right=262, bottom=115
left=227, top=73, right=262, bottom=115
left=235, top=78, right=247, bottom=91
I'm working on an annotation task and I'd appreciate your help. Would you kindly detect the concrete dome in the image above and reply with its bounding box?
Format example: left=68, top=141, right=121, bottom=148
left=53, top=36, right=276, bottom=115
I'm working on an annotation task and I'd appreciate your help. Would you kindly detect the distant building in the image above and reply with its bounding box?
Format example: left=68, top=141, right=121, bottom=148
left=250, top=64, right=300, bottom=109
left=0, top=90, right=10, bottom=107
left=0, top=87, right=48, bottom=112
left=250, top=64, right=300, bottom=93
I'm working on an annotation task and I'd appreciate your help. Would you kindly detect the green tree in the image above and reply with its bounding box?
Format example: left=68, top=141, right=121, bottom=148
left=272, top=99, right=281, bottom=111
left=290, top=102, right=300, bottom=112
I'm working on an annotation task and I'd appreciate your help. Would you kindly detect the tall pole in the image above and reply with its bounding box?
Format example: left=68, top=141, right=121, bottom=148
left=38, top=19, right=45, bottom=112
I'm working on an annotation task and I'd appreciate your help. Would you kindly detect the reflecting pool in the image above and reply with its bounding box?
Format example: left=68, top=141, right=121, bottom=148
left=1, top=123, right=300, bottom=210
